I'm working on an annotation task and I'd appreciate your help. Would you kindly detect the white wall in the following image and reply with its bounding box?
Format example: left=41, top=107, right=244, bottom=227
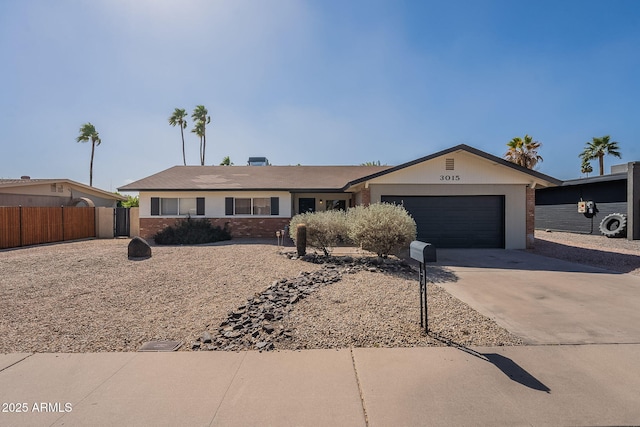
left=139, top=191, right=292, bottom=218
left=368, top=150, right=542, bottom=186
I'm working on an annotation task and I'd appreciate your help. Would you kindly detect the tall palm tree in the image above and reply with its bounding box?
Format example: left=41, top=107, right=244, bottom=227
left=76, top=123, right=101, bottom=186
left=191, top=120, right=205, bottom=165
left=504, top=134, right=543, bottom=169
left=168, top=108, right=188, bottom=166
left=579, top=135, right=621, bottom=176
left=191, top=105, right=211, bottom=165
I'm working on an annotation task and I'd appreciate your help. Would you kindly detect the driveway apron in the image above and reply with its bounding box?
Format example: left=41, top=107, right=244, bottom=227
left=434, top=249, right=640, bottom=344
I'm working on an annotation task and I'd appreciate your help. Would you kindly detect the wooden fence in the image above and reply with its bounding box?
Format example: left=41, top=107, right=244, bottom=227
left=0, top=207, right=96, bottom=250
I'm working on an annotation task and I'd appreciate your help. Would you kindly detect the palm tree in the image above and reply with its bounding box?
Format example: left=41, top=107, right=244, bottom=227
left=191, top=120, right=205, bottom=165
left=581, top=159, right=593, bottom=177
left=76, top=123, right=101, bottom=186
left=191, top=105, right=211, bottom=165
left=579, top=135, right=621, bottom=176
left=220, top=156, right=233, bottom=166
left=169, top=108, right=188, bottom=166
left=360, top=160, right=383, bottom=166
left=504, top=134, right=543, bottom=169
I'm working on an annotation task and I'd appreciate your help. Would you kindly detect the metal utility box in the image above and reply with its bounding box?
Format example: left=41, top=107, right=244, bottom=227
left=410, top=241, right=437, bottom=263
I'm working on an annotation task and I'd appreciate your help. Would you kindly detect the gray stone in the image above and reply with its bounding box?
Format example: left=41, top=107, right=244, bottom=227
left=202, top=331, right=212, bottom=344
left=128, top=236, right=152, bottom=259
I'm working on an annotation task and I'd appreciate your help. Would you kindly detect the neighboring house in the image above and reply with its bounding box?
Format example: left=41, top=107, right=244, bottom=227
left=118, top=144, right=561, bottom=249
left=535, top=162, right=640, bottom=240
left=0, top=177, right=125, bottom=208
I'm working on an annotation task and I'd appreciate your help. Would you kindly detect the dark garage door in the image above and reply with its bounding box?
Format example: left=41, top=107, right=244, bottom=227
left=381, top=195, right=505, bottom=248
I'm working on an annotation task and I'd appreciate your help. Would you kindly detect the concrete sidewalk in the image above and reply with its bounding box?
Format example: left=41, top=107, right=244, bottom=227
left=2, top=344, right=640, bottom=426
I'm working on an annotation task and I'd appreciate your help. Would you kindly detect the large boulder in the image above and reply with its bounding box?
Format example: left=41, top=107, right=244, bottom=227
left=128, top=236, right=152, bottom=260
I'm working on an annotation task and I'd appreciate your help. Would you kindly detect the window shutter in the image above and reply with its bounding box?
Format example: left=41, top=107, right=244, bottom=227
left=151, top=197, right=160, bottom=216
left=270, top=197, right=279, bottom=215
left=196, top=198, right=205, bottom=215
left=225, top=197, right=234, bottom=215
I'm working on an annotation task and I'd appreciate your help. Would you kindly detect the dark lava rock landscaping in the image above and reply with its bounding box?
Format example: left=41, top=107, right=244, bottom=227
left=193, top=254, right=415, bottom=352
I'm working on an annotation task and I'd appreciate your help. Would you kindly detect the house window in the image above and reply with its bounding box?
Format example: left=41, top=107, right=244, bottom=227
left=225, top=197, right=279, bottom=216
left=178, top=198, right=197, bottom=215
left=253, top=198, right=271, bottom=215
left=161, top=198, right=178, bottom=215
left=326, top=200, right=346, bottom=211
left=234, top=198, right=252, bottom=215
left=151, top=197, right=204, bottom=216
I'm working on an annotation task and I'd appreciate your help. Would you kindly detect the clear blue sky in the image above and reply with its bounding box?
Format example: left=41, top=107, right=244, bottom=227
left=2, top=0, right=639, bottom=193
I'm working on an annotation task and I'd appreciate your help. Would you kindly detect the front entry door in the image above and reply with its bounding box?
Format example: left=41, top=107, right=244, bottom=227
left=298, top=198, right=316, bottom=214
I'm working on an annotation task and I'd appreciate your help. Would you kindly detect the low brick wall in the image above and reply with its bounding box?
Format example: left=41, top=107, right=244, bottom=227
left=139, top=217, right=291, bottom=240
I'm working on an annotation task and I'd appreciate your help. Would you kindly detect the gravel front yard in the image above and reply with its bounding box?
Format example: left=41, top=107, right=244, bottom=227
left=1, top=238, right=522, bottom=353
left=2, top=231, right=636, bottom=353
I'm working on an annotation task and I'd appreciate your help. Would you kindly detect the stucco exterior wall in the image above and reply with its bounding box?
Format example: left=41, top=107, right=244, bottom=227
left=129, top=207, right=140, bottom=237
left=0, top=183, right=120, bottom=207
left=367, top=150, right=541, bottom=186
left=95, top=207, right=114, bottom=238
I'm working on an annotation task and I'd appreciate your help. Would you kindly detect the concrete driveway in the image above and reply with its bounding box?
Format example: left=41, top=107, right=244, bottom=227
left=433, top=249, right=640, bottom=344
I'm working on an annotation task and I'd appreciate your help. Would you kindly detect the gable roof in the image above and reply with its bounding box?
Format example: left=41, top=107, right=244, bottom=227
left=0, top=178, right=126, bottom=200
left=118, top=144, right=562, bottom=193
left=118, top=165, right=391, bottom=192
left=344, top=144, right=562, bottom=188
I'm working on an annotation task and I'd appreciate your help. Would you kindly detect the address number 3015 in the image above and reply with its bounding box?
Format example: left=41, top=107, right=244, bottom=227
left=440, top=175, right=460, bottom=181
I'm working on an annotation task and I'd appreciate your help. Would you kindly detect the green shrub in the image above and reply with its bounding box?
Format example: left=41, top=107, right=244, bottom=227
left=153, top=218, right=231, bottom=245
left=347, top=203, right=416, bottom=257
left=289, top=210, right=349, bottom=256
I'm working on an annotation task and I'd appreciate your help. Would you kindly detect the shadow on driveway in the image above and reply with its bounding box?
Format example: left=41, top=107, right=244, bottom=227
left=435, top=248, right=625, bottom=274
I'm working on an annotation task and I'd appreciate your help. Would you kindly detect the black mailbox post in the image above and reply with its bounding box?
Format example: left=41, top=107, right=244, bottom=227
left=410, top=241, right=437, bottom=333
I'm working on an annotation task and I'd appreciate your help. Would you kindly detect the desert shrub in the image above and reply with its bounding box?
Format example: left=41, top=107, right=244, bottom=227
left=153, top=218, right=231, bottom=245
left=289, top=210, right=349, bottom=256
left=347, top=203, right=416, bottom=257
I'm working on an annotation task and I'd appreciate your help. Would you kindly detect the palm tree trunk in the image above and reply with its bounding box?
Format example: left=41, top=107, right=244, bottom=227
left=599, top=154, right=604, bottom=176
left=202, top=130, right=206, bottom=166
left=199, top=137, right=204, bottom=166
left=90, top=141, right=95, bottom=186
left=180, top=127, right=186, bottom=166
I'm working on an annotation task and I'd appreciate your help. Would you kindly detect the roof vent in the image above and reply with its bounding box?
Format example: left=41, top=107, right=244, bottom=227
left=248, top=157, right=269, bottom=166
left=20, top=175, right=31, bottom=180
left=445, top=159, right=455, bottom=170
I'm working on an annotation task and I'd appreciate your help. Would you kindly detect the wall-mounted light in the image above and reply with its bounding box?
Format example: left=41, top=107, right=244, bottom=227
left=319, top=199, right=323, bottom=204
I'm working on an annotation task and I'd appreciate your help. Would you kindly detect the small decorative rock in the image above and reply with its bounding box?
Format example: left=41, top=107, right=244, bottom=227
left=128, top=237, right=152, bottom=260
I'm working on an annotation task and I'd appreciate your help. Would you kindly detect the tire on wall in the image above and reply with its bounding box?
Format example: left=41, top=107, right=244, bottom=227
left=598, top=213, right=627, bottom=238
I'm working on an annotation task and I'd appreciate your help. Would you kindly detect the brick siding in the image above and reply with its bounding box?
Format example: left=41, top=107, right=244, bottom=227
left=526, top=187, right=535, bottom=249
left=361, top=188, right=371, bottom=206
left=139, top=217, right=291, bottom=240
